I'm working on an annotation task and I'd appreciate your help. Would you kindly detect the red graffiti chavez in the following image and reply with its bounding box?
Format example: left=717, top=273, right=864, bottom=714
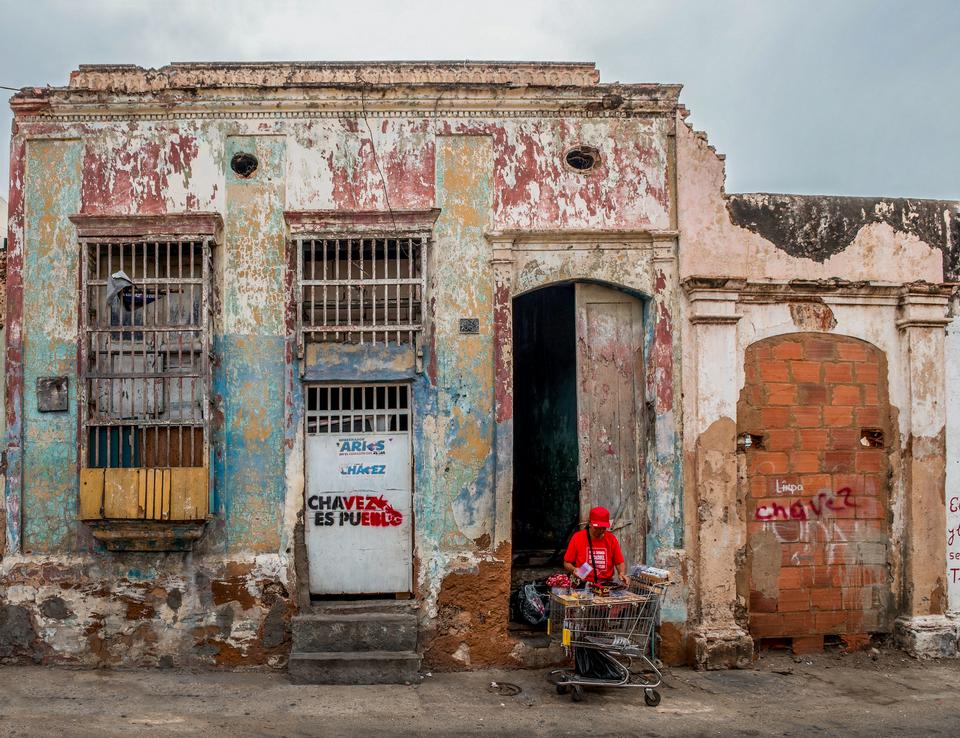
left=755, top=488, right=856, bottom=522
left=308, top=494, right=403, bottom=527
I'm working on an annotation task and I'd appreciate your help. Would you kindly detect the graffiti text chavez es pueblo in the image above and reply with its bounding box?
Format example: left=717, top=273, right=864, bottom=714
left=308, top=494, right=403, bottom=527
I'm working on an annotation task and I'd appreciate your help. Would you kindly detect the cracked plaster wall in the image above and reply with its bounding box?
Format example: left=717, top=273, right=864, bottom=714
left=677, top=114, right=955, bottom=659
left=3, top=77, right=683, bottom=668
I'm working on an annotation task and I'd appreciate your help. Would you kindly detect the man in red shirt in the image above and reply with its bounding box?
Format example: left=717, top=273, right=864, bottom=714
left=563, top=506, right=631, bottom=587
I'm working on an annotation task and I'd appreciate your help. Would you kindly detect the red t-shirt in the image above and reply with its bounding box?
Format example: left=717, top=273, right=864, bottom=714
left=564, top=529, right=625, bottom=582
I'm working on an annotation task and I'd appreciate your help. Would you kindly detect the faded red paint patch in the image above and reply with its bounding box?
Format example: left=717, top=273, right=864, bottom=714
left=80, top=129, right=199, bottom=215
left=493, top=277, right=513, bottom=423
left=650, top=270, right=674, bottom=413
left=328, top=119, right=434, bottom=211
left=652, top=303, right=674, bottom=411
left=4, top=134, right=27, bottom=552
left=491, top=120, right=665, bottom=229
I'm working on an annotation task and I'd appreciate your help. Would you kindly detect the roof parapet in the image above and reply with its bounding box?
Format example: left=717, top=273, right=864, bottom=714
left=68, top=61, right=605, bottom=93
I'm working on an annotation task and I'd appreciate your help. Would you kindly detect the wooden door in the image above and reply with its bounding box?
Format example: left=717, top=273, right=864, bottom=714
left=574, top=284, right=645, bottom=564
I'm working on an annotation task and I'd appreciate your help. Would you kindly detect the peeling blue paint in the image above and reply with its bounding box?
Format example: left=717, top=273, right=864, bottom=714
left=217, top=335, right=286, bottom=552
left=20, top=139, right=82, bottom=553
left=303, top=343, right=418, bottom=382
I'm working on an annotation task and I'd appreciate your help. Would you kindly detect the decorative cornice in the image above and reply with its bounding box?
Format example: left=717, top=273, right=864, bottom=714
left=70, top=212, right=223, bottom=240
left=896, top=285, right=953, bottom=329
left=284, top=209, right=440, bottom=237
left=689, top=314, right=742, bottom=325
left=895, top=318, right=952, bottom=329
left=11, top=70, right=681, bottom=122
left=681, top=276, right=955, bottom=302
left=681, top=277, right=747, bottom=295
left=485, top=229, right=677, bottom=247
left=68, top=62, right=606, bottom=91
left=14, top=104, right=676, bottom=124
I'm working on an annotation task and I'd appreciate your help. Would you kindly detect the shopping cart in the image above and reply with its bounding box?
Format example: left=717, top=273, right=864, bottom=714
left=547, top=568, right=671, bottom=704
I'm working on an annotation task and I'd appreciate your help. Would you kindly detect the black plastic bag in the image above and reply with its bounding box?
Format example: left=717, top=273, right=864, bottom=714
left=511, top=582, right=550, bottom=627
left=574, top=647, right=623, bottom=680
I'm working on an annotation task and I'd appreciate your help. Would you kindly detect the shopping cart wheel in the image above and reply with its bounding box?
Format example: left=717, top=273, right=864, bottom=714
left=644, top=689, right=661, bottom=707
left=555, top=683, right=569, bottom=695
left=571, top=685, right=585, bottom=702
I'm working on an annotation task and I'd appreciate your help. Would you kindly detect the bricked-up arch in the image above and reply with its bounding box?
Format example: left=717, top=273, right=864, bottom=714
left=738, top=334, right=894, bottom=652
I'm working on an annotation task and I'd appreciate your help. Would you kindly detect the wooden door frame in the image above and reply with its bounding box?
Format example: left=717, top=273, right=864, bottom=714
left=487, top=230, right=682, bottom=569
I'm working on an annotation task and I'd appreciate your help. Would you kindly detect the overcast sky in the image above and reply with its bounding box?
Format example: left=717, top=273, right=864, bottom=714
left=2, top=0, right=957, bottom=200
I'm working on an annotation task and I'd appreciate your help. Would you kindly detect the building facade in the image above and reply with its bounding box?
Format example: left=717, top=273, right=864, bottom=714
left=2, top=62, right=958, bottom=671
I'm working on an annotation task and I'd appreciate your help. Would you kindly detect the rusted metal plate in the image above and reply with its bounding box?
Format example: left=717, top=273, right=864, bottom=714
left=304, top=384, right=413, bottom=594
left=36, top=377, right=69, bottom=413
left=79, top=468, right=105, bottom=520
left=305, top=431, right=412, bottom=594
left=575, top=283, right=645, bottom=564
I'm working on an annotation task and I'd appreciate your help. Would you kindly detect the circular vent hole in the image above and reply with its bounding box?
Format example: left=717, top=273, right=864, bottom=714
left=565, top=146, right=600, bottom=172
left=231, top=152, right=259, bottom=178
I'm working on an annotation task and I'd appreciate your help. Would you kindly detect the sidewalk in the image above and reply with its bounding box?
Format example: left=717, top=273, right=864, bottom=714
left=1, top=647, right=958, bottom=737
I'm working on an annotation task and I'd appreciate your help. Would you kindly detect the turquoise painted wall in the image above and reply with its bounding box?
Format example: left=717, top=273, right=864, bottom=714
left=21, top=140, right=82, bottom=553
left=214, top=136, right=288, bottom=553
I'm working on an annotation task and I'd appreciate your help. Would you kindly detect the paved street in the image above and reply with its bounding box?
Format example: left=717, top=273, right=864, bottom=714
left=1, top=647, right=958, bottom=737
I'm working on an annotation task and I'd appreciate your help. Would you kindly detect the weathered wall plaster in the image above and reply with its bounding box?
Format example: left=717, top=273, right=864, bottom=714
left=3, top=62, right=957, bottom=670
left=676, top=120, right=954, bottom=283
left=945, top=301, right=960, bottom=613
left=21, top=140, right=82, bottom=553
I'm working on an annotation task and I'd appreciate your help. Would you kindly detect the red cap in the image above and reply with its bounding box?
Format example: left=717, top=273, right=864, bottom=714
left=588, top=506, right=611, bottom=528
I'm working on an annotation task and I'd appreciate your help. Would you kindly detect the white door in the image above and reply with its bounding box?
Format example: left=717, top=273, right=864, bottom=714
left=304, top=384, right=413, bottom=595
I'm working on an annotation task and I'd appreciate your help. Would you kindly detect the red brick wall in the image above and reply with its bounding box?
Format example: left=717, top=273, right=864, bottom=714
left=739, top=334, right=893, bottom=643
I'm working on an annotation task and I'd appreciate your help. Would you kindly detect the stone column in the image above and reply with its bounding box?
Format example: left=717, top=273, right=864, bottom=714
left=894, top=287, right=959, bottom=657
left=684, top=279, right=753, bottom=668
left=489, top=240, right=515, bottom=550
left=648, top=236, right=683, bottom=561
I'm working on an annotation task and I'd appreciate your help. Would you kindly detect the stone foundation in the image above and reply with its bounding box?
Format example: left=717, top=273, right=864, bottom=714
left=691, top=626, right=754, bottom=670
left=894, top=615, right=959, bottom=659
left=0, top=555, right=294, bottom=668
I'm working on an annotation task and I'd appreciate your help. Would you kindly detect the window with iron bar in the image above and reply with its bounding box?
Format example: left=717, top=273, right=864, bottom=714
left=297, top=236, right=427, bottom=346
left=305, top=384, right=410, bottom=436
left=79, top=238, right=212, bottom=469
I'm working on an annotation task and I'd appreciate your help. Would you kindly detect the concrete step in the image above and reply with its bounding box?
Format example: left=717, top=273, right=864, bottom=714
left=308, top=599, right=416, bottom=616
left=292, top=612, right=418, bottom=653
left=288, top=650, right=421, bottom=685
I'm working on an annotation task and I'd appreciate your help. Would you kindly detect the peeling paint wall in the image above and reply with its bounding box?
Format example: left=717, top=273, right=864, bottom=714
left=0, top=555, right=292, bottom=667
left=21, top=140, right=82, bottom=553
left=4, top=63, right=683, bottom=669
left=678, top=105, right=958, bottom=664
left=3, top=62, right=957, bottom=670
left=676, top=121, right=953, bottom=283
left=946, top=300, right=960, bottom=613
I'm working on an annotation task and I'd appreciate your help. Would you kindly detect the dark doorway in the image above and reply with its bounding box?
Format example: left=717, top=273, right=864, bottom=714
left=511, top=283, right=580, bottom=588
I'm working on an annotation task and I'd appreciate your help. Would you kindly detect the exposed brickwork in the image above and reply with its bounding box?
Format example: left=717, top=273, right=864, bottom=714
left=739, top=334, right=893, bottom=647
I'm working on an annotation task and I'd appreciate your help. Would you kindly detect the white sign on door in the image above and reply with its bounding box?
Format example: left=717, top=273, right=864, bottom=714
left=305, top=433, right=412, bottom=595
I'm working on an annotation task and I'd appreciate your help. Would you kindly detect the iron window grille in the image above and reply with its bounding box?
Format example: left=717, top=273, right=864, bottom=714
left=305, top=384, right=410, bottom=436
left=297, top=236, right=427, bottom=346
left=79, top=238, right=212, bottom=469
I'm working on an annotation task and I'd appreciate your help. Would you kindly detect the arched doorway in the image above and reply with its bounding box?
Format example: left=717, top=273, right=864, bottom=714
left=510, top=281, right=646, bottom=589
